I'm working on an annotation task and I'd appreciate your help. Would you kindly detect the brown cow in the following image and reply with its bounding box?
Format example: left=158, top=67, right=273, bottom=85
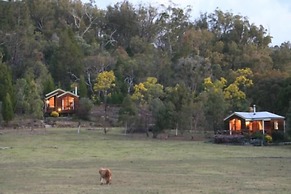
left=99, top=168, right=112, bottom=185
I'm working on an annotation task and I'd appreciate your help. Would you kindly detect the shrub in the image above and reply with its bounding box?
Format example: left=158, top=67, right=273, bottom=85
left=76, top=98, right=93, bottom=120
left=50, top=111, right=59, bottom=117
left=214, top=135, right=245, bottom=144
left=271, top=131, right=285, bottom=142
left=265, top=134, right=272, bottom=143
left=251, top=131, right=263, bottom=139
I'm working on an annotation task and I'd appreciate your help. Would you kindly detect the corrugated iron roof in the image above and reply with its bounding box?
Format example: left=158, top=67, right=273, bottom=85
left=224, top=111, right=285, bottom=121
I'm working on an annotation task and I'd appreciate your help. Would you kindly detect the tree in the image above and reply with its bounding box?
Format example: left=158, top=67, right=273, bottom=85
left=78, top=75, right=88, bottom=98
left=76, top=97, right=93, bottom=120
left=43, top=75, right=55, bottom=95
left=93, top=70, right=116, bottom=134
left=150, top=98, right=172, bottom=138
left=224, top=68, right=253, bottom=111
left=48, top=29, right=84, bottom=89
left=0, top=60, right=14, bottom=105
left=164, top=84, right=192, bottom=135
left=105, top=1, right=139, bottom=49
left=203, top=77, right=228, bottom=132
left=173, top=56, right=212, bottom=93
left=286, top=101, right=291, bottom=137
left=2, top=93, right=13, bottom=124
left=118, top=95, right=137, bottom=134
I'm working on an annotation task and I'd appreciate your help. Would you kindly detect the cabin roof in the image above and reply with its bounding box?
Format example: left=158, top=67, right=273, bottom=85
left=44, top=88, right=79, bottom=99
left=57, top=91, right=79, bottom=98
left=224, top=111, right=285, bottom=121
left=45, top=88, right=66, bottom=97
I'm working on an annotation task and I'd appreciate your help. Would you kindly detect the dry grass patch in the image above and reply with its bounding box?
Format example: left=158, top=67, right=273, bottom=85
left=0, top=128, right=291, bottom=194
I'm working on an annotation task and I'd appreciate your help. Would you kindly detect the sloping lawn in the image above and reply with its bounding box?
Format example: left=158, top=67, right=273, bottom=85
left=0, top=128, right=291, bottom=194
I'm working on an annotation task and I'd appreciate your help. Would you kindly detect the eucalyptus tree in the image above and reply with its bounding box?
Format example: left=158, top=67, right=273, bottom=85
left=26, top=0, right=55, bottom=36
left=48, top=28, right=84, bottom=89
left=195, top=9, right=273, bottom=73
left=78, top=75, right=88, bottom=98
left=104, top=1, right=139, bottom=50
left=2, top=93, right=13, bottom=124
left=173, top=55, right=212, bottom=93
left=0, top=0, right=35, bottom=79
left=271, top=42, right=291, bottom=74
left=0, top=58, right=14, bottom=109
left=248, top=71, right=286, bottom=114
left=154, top=3, right=192, bottom=58
left=136, top=4, right=160, bottom=44
left=118, top=95, right=138, bottom=133
left=164, top=84, right=192, bottom=135
left=83, top=52, right=116, bottom=95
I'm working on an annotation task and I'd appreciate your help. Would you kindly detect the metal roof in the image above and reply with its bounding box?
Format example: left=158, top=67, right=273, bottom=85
left=45, top=88, right=66, bottom=97
left=224, top=111, right=285, bottom=121
left=57, top=91, right=79, bottom=98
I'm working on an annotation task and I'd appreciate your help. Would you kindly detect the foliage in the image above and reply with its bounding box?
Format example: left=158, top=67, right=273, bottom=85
left=2, top=93, right=14, bottom=123
left=0, top=61, right=14, bottom=106
left=251, top=131, right=263, bottom=139
left=43, top=75, right=55, bottom=96
left=214, top=134, right=245, bottom=144
left=76, top=98, right=93, bottom=120
left=50, top=111, right=59, bottom=117
left=286, top=100, right=291, bottom=137
left=118, top=95, right=137, bottom=130
left=131, top=77, right=164, bottom=104
left=264, top=134, right=272, bottom=143
left=94, top=71, right=115, bottom=93
left=78, top=75, right=88, bottom=98
left=0, top=0, right=291, bottom=125
left=271, top=131, right=285, bottom=142
left=150, top=98, right=173, bottom=138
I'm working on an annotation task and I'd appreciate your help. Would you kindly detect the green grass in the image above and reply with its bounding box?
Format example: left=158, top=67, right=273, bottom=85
left=0, top=128, right=291, bottom=194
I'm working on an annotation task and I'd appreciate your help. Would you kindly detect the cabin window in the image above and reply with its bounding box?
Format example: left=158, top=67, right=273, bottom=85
left=274, top=121, right=278, bottom=130
left=230, top=119, right=241, bottom=131
left=48, top=97, right=55, bottom=108
left=62, top=96, right=75, bottom=110
left=250, top=121, right=263, bottom=130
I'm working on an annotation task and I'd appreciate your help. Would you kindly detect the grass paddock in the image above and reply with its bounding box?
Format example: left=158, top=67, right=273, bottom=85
left=0, top=128, right=291, bottom=194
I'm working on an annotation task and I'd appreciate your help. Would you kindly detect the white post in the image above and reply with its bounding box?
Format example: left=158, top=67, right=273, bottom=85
left=262, top=120, right=265, bottom=146
left=229, top=122, right=232, bottom=135
left=77, top=121, right=81, bottom=134
left=262, top=120, right=265, bottom=135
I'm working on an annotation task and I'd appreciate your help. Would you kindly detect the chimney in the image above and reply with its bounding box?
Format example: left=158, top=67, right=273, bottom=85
left=75, top=86, right=78, bottom=95
left=253, top=104, right=256, bottom=115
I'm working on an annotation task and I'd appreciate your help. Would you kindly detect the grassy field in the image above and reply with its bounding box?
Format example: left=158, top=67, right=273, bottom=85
left=0, top=127, right=291, bottom=194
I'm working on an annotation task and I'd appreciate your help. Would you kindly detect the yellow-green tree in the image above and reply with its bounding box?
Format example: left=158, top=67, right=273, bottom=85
left=93, top=70, right=115, bottom=134
left=131, top=77, right=166, bottom=137
left=224, top=68, right=253, bottom=110
left=131, top=77, right=163, bottom=104
left=94, top=70, right=116, bottom=101
left=204, top=68, right=253, bottom=111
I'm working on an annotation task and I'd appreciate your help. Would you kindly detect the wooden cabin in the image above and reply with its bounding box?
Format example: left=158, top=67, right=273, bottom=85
left=224, top=109, right=285, bottom=135
left=44, top=88, right=79, bottom=116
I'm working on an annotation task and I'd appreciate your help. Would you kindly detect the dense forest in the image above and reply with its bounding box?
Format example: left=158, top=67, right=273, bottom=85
left=0, top=0, right=291, bottom=135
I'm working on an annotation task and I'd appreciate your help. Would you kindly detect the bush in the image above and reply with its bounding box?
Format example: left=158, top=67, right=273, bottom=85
left=50, top=111, right=59, bottom=117
left=251, top=131, right=263, bottom=139
left=214, top=135, right=245, bottom=144
left=76, top=98, right=93, bottom=120
left=271, top=131, right=285, bottom=142
left=265, top=134, right=272, bottom=143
